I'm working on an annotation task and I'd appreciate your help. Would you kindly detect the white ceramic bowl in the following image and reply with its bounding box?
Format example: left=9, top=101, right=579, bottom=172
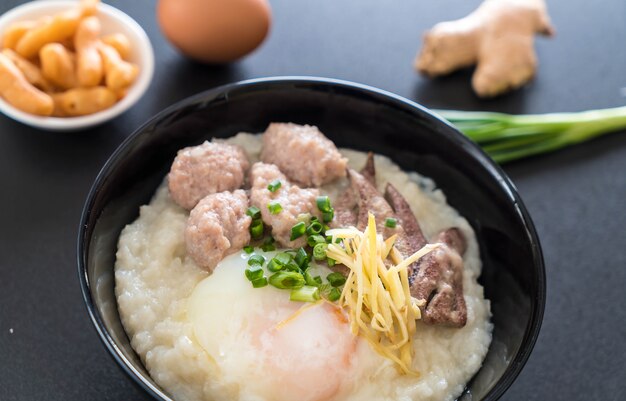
left=0, top=0, right=154, bottom=131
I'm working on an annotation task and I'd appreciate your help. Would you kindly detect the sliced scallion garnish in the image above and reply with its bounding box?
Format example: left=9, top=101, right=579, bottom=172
left=250, top=219, right=264, bottom=239
left=268, top=201, right=283, bottom=215
left=274, top=252, right=292, bottom=265
left=251, top=277, right=268, bottom=288
left=269, top=271, right=305, bottom=289
left=327, top=272, right=346, bottom=287
left=267, top=179, right=282, bottom=192
left=245, top=265, right=263, bottom=281
left=247, top=254, right=266, bottom=266
left=290, top=221, right=306, bottom=241
left=246, top=206, right=261, bottom=219
left=307, top=234, right=326, bottom=247
left=294, top=247, right=309, bottom=268
left=306, top=221, right=323, bottom=236
left=304, top=270, right=319, bottom=287
left=385, top=217, right=397, bottom=228
left=316, top=196, right=332, bottom=212
left=290, top=285, right=320, bottom=303
left=267, top=259, right=283, bottom=272
left=327, top=287, right=341, bottom=302
left=322, top=209, right=334, bottom=223
left=243, top=245, right=254, bottom=254
left=313, top=243, right=328, bottom=261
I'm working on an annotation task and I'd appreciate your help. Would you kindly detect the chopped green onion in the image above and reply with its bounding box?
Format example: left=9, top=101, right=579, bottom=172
left=267, top=179, right=282, bottom=192
left=304, top=270, right=319, bottom=287
left=294, top=247, right=309, bottom=268
left=269, top=271, right=305, bottom=289
left=246, top=206, right=261, bottom=219
left=327, top=258, right=336, bottom=267
left=267, top=259, right=283, bottom=272
left=316, top=196, right=332, bottom=212
left=261, top=242, right=276, bottom=252
left=385, top=217, right=397, bottom=228
left=322, top=209, right=334, bottom=223
left=250, top=219, right=264, bottom=239
left=247, top=254, right=266, bottom=266
left=310, top=216, right=319, bottom=222
left=313, top=243, right=328, bottom=261
left=327, top=272, right=346, bottom=287
left=261, top=236, right=275, bottom=251
left=251, top=277, right=268, bottom=288
left=314, top=275, right=322, bottom=286
left=268, top=201, right=283, bottom=215
left=306, top=221, right=323, bottom=236
left=327, top=287, right=341, bottom=302
left=275, top=252, right=292, bottom=265
left=245, top=265, right=264, bottom=281
left=243, top=246, right=254, bottom=254
left=290, top=221, right=306, bottom=241
left=284, top=262, right=301, bottom=272
left=307, top=234, right=326, bottom=247
left=290, top=285, right=320, bottom=302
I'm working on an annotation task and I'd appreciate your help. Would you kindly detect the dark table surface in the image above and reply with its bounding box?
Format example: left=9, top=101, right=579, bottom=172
left=1, top=0, right=625, bottom=400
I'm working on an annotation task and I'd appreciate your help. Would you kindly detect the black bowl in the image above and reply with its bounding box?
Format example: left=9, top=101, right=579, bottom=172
left=78, top=77, right=545, bottom=401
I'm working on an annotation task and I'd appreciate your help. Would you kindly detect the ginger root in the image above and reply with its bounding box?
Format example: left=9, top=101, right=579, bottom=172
left=415, top=0, right=554, bottom=97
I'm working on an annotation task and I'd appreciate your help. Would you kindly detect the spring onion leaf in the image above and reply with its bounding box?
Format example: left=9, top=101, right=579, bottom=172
left=268, top=201, right=283, bottom=215
left=437, top=106, right=626, bottom=163
left=327, top=258, right=336, bottom=267
left=385, top=218, right=397, bottom=228
left=313, top=243, right=328, bottom=261
left=316, top=196, right=332, bottom=212
left=306, top=221, right=323, bottom=236
left=267, top=259, right=283, bottom=272
left=304, top=270, right=319, bottom=287
left=327, top=287, right=341, bottom=302
left=243, top=246, right=254, bottom=254
left=290, top=221, right=306, bottom=241
left=251, top=277, right=268, bottom=288
left=250, top=220, right=263, bottom=239
left=269, top=271, right=305, bottom=289
left=247, top=254, right=266, bottom=266
left=267, top=179, right=282, bottom=192
left=245, top=265, right=264, bottom=281
left=322, top=210, right=334, bottom=223
left=290, top=285, right=320, bottom=303
left=327, top=272, right=346, bottom=287
left=294, top=247, right=309, bottom=268
left=246, top=206, right=261, bottom=219
left=275, top=252, right=292, bottom=265
left=307, top=234, right=326, bottom=247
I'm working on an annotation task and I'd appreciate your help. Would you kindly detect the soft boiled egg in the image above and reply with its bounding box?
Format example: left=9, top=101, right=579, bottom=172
left=188, top=251, right=357, bottom=401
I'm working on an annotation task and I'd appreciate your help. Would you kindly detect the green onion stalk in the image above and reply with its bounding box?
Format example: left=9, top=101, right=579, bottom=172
left=436, top=106, right=626, bottom=163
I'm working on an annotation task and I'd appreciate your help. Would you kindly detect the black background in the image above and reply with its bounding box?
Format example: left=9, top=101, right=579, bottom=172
left=1, top=0, right=625, bottom=400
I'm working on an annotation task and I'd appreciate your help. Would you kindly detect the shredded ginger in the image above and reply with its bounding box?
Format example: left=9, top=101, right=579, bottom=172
left=326, top=213, right=440, bottom=376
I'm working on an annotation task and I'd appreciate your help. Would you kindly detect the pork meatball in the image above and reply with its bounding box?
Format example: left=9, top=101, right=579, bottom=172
left=168, top=141, right=250, bottom=210
left=260, top=123, right=347, bottom=187
left=249, top=162, right=321, bottom=248
left=185, top=190, right=251, bottom=271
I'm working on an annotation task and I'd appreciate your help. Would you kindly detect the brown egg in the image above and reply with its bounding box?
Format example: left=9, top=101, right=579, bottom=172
left=157, top=0, right=271, bottom=64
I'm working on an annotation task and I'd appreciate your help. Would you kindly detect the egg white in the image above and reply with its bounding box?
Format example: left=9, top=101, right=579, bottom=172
left=188, top=251, right=360, bottom=401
